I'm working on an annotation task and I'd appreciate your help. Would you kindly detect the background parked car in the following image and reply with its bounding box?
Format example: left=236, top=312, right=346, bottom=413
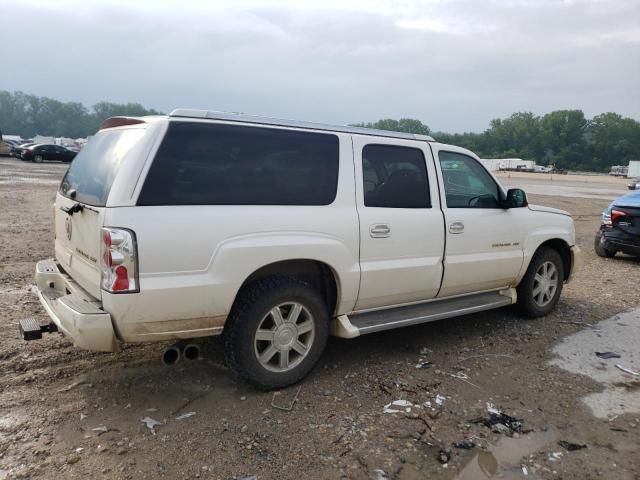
left=22, top=144, right=77, bottom=163
left=628, top=177, right=640, bottom=190
left=595, top=190, right=640, bottom=258
left=0, top=141, right=12, bottom=156
left=12, top=142, right=37, bottom=159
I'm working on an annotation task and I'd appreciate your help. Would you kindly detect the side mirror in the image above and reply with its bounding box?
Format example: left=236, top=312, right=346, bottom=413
left=502, top=188, right=528, bottom=209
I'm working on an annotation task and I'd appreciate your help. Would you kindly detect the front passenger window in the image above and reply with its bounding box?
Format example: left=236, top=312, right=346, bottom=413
left=439, top=151, right=500, bottom=208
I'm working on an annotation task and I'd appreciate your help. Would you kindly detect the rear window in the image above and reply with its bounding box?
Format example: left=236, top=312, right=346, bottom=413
left=137, top=122, right=339, bottom=206
left=59, top=128, right=146, bottom=206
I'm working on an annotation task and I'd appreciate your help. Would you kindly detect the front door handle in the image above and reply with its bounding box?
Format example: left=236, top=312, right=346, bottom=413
left=370, top=224, right=391, bottom=238
left=449, top=221, right=464, bottom=234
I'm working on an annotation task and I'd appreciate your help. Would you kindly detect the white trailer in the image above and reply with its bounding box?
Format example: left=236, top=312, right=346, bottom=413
left=628, top=161, right=640, bottom=178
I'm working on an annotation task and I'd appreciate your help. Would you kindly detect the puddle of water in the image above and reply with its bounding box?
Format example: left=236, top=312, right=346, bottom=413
left=549, top=309, right=640, bottom=418
left=455, top=430, right=557, bottom=479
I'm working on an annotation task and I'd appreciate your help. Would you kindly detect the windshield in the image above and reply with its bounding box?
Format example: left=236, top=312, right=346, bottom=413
left=59, top=128, right=146, bottom=206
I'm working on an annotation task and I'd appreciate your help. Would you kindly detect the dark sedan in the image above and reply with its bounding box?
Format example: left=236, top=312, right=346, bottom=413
left=22, top=144, right=77, bottom=163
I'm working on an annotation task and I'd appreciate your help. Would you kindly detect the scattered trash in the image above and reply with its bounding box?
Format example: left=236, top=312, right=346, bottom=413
left=383, top=400, right=413, bottom=414
left=548, top=451, right=563, bottom=462
left=79, top=413, right=87, bottom=420
left=146, top=407, right=157, bottom=412
left=595, top=351, right=621, bottom=359
left=558, top=440, right=587, bottom=451
left=369, top=469, right=389, bottom=480
left=437, top=448, right=451, bottom=464
left=435, top=394, right=446, bottom=407
left=57, top=379, right=92, bottom=392
left=453, top=439, right=476, bottom=450
left=419, top=347, right=432, bottom=355
left=450, top=371, right=481, bottom=389
left=610, top=427, right=628, bottom=433
left=522, top=465, right=528, bottom=475
left=415, top=359, right=432, bottom=369
left=91, top=426, right=108, bottom=434
left=615, top=364, right=640, bottom=376
left=141, top=417, right=162, bottom=434
left=470, top=403, right=524, bottom=434
left=75, top=447, right=84, bottom=453
left=176, top=412, right=196, bottom=420
left=271, top=386, right=302, bottom=412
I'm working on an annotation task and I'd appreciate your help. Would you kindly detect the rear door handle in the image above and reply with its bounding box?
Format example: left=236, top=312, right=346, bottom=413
left=449, top=221, right=464, bottom=234
left=370, top=224, right=391, bottom=238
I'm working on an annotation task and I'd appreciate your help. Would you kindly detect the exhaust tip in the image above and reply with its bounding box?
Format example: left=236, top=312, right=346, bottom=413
left=183, top=343, right=200, bottom=361
left=162, top=345, right=181, bottom=366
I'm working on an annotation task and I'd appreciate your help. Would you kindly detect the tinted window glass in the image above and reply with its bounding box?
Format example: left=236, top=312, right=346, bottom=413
left=362, top=144, right=430, bottom=208
left=60, top=128, right=146, bottom=206
left=439, top=151, right=500, bottom=208
left=138, top=122, right=339, bottom=206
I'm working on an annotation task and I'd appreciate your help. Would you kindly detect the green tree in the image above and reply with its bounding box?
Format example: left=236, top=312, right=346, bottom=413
left=539, top=110, right=588, bottom=169
left=352, top=118, right=430, bottom=135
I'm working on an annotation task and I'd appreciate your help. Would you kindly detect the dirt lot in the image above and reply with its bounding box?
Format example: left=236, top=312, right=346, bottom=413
left=1, top=157, right=639, bottom=480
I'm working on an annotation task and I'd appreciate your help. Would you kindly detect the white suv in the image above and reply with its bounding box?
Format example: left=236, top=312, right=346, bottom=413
left=24, top=109, right=580, bottom=389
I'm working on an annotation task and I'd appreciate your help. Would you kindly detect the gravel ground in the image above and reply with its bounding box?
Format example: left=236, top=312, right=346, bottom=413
left=1, top=156, right=639, bottom=480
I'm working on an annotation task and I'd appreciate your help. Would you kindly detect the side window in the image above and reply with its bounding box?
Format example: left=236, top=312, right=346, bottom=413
left=438, top=151, right=500, bottom=208
left=362, top=144, right=430, bottom=208
left=138, top=123, right=339, bottom=206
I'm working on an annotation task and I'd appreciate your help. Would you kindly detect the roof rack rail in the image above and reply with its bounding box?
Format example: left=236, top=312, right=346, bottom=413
left=168, top=109, right=435, bottom=142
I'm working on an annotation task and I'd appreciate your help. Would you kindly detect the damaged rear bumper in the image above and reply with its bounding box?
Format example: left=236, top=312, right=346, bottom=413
left=32, top=259, right=118, bottom=352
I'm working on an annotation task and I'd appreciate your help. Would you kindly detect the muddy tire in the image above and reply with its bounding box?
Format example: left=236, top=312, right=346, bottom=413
left=594, top=231, right=616, bottom=258
left=517, top=247, right=564, bottom=318
left=223, top=276, right=329, bottom=390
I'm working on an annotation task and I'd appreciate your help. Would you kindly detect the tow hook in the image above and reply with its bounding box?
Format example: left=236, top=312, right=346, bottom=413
left=19, top=318, right=58, bottom=341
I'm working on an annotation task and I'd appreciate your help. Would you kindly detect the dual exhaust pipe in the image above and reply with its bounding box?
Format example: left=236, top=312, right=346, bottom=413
left=162, top=342, right=201, bottom=366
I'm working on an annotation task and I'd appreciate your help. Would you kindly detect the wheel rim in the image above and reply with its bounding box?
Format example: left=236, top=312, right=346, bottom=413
left=254, top=302, right=315, bottom=373
left=532, top=261, right=559, bottom=307
left=35, top=155, right=42, bottom=163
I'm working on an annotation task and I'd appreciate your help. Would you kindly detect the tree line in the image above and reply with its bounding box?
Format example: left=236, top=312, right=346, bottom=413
left=2, top=90, right=639, bottom=172
left=354, top=111, right=640, bottom=172
left=0, top=90, right=161, bottom=139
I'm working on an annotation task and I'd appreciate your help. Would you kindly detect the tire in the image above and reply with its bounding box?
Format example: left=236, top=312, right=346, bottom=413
left=517, top=247, right=564, bottom=318
left=223, top=276, right=329, bottom=390
left=594, top=231, right=616, bottom=258
left=34, top=155, right=43, bottom=163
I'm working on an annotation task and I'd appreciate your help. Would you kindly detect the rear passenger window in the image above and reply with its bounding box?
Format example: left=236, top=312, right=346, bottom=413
left=362, top=145, right=430, bottom=208
left=138, top=122, right=339, bottom=206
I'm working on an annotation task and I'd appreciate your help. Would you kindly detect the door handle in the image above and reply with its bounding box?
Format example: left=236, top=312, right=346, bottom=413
left=370, top=224, right=391, bottom=238
left=449, top=221, right=464, bottom=234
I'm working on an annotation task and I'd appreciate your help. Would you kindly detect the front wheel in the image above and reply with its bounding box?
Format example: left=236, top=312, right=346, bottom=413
left=223, top=276, right=329, bottom=390
left=517, top=247, right=564, bottom=318
left=33, top=155, right=43, bottom=163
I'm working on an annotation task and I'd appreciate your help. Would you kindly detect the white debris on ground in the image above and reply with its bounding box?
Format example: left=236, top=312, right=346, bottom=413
left=383, top=400, right=413, bottom=414
left=549, top=309, right=640, bottom=418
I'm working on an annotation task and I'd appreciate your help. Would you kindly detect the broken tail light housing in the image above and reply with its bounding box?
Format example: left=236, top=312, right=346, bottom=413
left=101, top=227, right=139, bottom=293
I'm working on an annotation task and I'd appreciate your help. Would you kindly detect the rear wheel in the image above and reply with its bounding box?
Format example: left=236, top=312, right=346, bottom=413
left=34, top=155, right=43, bottom=163
left=517, top=247, right=564, bottom=318
left=594, top=231, right=616, bottom=258
left=223, top=276, right=329, bottom=390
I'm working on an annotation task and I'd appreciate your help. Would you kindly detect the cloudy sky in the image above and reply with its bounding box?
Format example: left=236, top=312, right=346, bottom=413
left=2, top=0, right=639, bottom=131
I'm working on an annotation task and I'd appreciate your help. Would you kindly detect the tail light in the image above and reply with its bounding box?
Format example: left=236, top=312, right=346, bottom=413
left=101, top=227, right=139, bottom=293
left=610, top=209, right=626, bottom=224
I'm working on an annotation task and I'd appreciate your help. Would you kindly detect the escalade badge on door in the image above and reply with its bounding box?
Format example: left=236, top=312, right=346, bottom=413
left=65, top=216, right=72, bottom=240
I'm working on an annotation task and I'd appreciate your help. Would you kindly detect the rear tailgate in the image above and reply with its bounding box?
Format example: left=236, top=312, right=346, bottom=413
left=56, top=126, right=148, bottom=299
left=55, top=195, right=106, bottom=299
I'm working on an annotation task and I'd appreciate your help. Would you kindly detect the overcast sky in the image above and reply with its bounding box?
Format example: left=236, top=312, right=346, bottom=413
left=2, top=0, right=639, bottom=131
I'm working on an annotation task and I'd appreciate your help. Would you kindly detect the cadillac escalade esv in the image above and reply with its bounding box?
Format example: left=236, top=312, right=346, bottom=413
left=23, top=109, right=580, bottom=389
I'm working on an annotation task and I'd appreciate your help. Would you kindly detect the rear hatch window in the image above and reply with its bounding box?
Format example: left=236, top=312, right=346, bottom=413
left=60, top=127, right=146, bottom=206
